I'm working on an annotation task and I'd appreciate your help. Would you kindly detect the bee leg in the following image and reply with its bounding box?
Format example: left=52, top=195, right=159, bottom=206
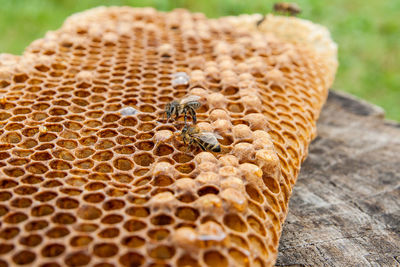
left=189, top=108, right=197, bottom=124
left=197, top=140, right=206, bottom=151
left=183, top=108, right=188, bottom=125
left=163, top=112, right=168, bottom=122
left=256, top=15, right=266, bottom=27
left=186, top=139, right=193, bottom=153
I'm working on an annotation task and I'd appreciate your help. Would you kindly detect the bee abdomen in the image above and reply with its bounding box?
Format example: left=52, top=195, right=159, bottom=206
left=210, top=144, right=221, bottom=152
left=200, top=140, right=221, bottom=152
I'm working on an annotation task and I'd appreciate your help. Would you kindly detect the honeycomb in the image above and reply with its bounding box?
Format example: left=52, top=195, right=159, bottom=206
left=0, top=7, right=337, bottom=267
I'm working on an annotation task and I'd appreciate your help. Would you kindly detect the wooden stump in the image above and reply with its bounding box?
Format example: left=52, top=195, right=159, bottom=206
left=276, top=91, right=400, bottom=266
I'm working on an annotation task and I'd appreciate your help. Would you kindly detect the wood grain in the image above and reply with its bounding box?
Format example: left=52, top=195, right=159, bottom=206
left=276, top=91, right=400, bottom=267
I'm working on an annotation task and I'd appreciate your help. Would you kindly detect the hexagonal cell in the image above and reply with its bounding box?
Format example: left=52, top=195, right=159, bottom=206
left=123, top=219, right=147, bottom=232
left=12, top=250, right=36, bottom=265
left=19, top=234, right=43, bottom=246
left=150, top=214, right=174, bottom=226
left=262, top=174, right=280, bottom=194
left=137, top=122, right=156, bottom=132
left=41, top=243, right=66, bottom=257
left=223, top=214, right=247, bottom=232
left=121, top=235, right=145, bottom=248
left=151, top=175, right=173, bottom=187
left=203, top=251, right=228, bottom=267
left=149, top=245, right=175, bottom=260
left=133, top=153, right=155, bottom=167
left=70, top=235, right=93, bottom=247
left=93, top=243, right=119, bottom=257
left=198, top=186, right=219, bottom=196
left=64, top=252, right=91, bottom=266
left=119, top=252, right=144, bottom=267
left=135, top=141, right=155, bottom=151
left=136, top=132, right=154, bottom=140
left=76, top=205, right=102, bottom=220
left=175, top=207, right=199, bottom=221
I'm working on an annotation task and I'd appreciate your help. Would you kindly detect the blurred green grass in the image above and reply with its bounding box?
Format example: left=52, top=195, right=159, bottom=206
left=0, top=0, right=399, bottom=121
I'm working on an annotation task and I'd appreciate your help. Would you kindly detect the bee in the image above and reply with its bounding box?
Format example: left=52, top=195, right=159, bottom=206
left=273, top=2, right=301, bottom=16
left=256, top=16, right=266, bottom=28
left=164, top=95, right=201, bottom=124
left=181, top=124, right=223, bottom=153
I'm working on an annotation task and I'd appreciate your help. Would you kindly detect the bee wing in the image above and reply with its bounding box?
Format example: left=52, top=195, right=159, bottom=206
left=180, top=95, right=201, bottom=105
left=213, top=133, right=224, bottom=140
left=195, top=132, right=221, bottom=144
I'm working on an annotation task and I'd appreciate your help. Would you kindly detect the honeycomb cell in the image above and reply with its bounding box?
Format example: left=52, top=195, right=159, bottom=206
left=119, top=252, right=144, bottom=267
left=135, top=141, right=154, bottom=151
left=229, top=248, right=250, bottom=267
left=133, top=153, right=155, bottom=166
left=151, top=214, right=174, bottom=226
left=93, top=243, right=119, bottom=257
left=3, top=132, right=22, bottom=143
left=262, top=175, right=280, bottom=194
left=203, top=251, right=228, bottom=267
left=52, top=213, right=77, bottom=224
left=56, top=197, right=79, bottom=209
left=113, top=158, right=133, bottom=171
left=4, top=168, right=25, bottom=178
left=4, top=212, right=28, bottom=224
left=46, top=226, right=70, bottom=238
left=74, top=223, right=98, bottom=233
left=123, top=219, right=147, bottom=232
left=249, top=234, right=268, bottom=257
left=65, top=252, right=91, bottom=266
left=103, top=199, right=125, bottom=211
left=12, top=250, right=36, bottom=265
left=246, top=184, right=264, bottom=204
left=35, top=191, right=58, bottom=202
left=0, top=243, right=14, bottom=255
left=198, top=186, right=219, bottom=196
left=223, top=214, right=247, bottom=232
left=41, top=243, right=66, bottom=257
left=19, top=234, right=43, bottom=246
left=149, top=245, right=175, bottom=260
left=76, top=205, right=102, bottom=220
left=175, top=207, right=200, bottom=221
left=31, top=204, right=55, bottom=217
left=70, top=235, right=93, bottom=247
left=175, top=163, right=195, bottom=174
left=151, top=175, right=173, bottom=187
left=0, top=204, right=9, bottom=216
left=0, top=227, right=20, bottom=239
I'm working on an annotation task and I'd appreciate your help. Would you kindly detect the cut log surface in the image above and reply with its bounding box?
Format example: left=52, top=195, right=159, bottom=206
left=276, top=91, right=400, bottom=267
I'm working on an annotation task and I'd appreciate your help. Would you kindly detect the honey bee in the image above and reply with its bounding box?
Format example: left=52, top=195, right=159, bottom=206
left=273, top=2, right=302, bottom=16
left=256, top=16, right=266, bottom=28
left=165, top=95, right=201, bottom=124
left=257, top=2, right=301, bottom=27
left=181, top=124, right=223, bottom=153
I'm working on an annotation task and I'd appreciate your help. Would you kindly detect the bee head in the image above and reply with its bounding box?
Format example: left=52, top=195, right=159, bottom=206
left=165, top=101, right=177, bottom=119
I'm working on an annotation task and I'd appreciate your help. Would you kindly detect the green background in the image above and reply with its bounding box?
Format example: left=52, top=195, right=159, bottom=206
left=0, top=0, right=399, bottom=121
